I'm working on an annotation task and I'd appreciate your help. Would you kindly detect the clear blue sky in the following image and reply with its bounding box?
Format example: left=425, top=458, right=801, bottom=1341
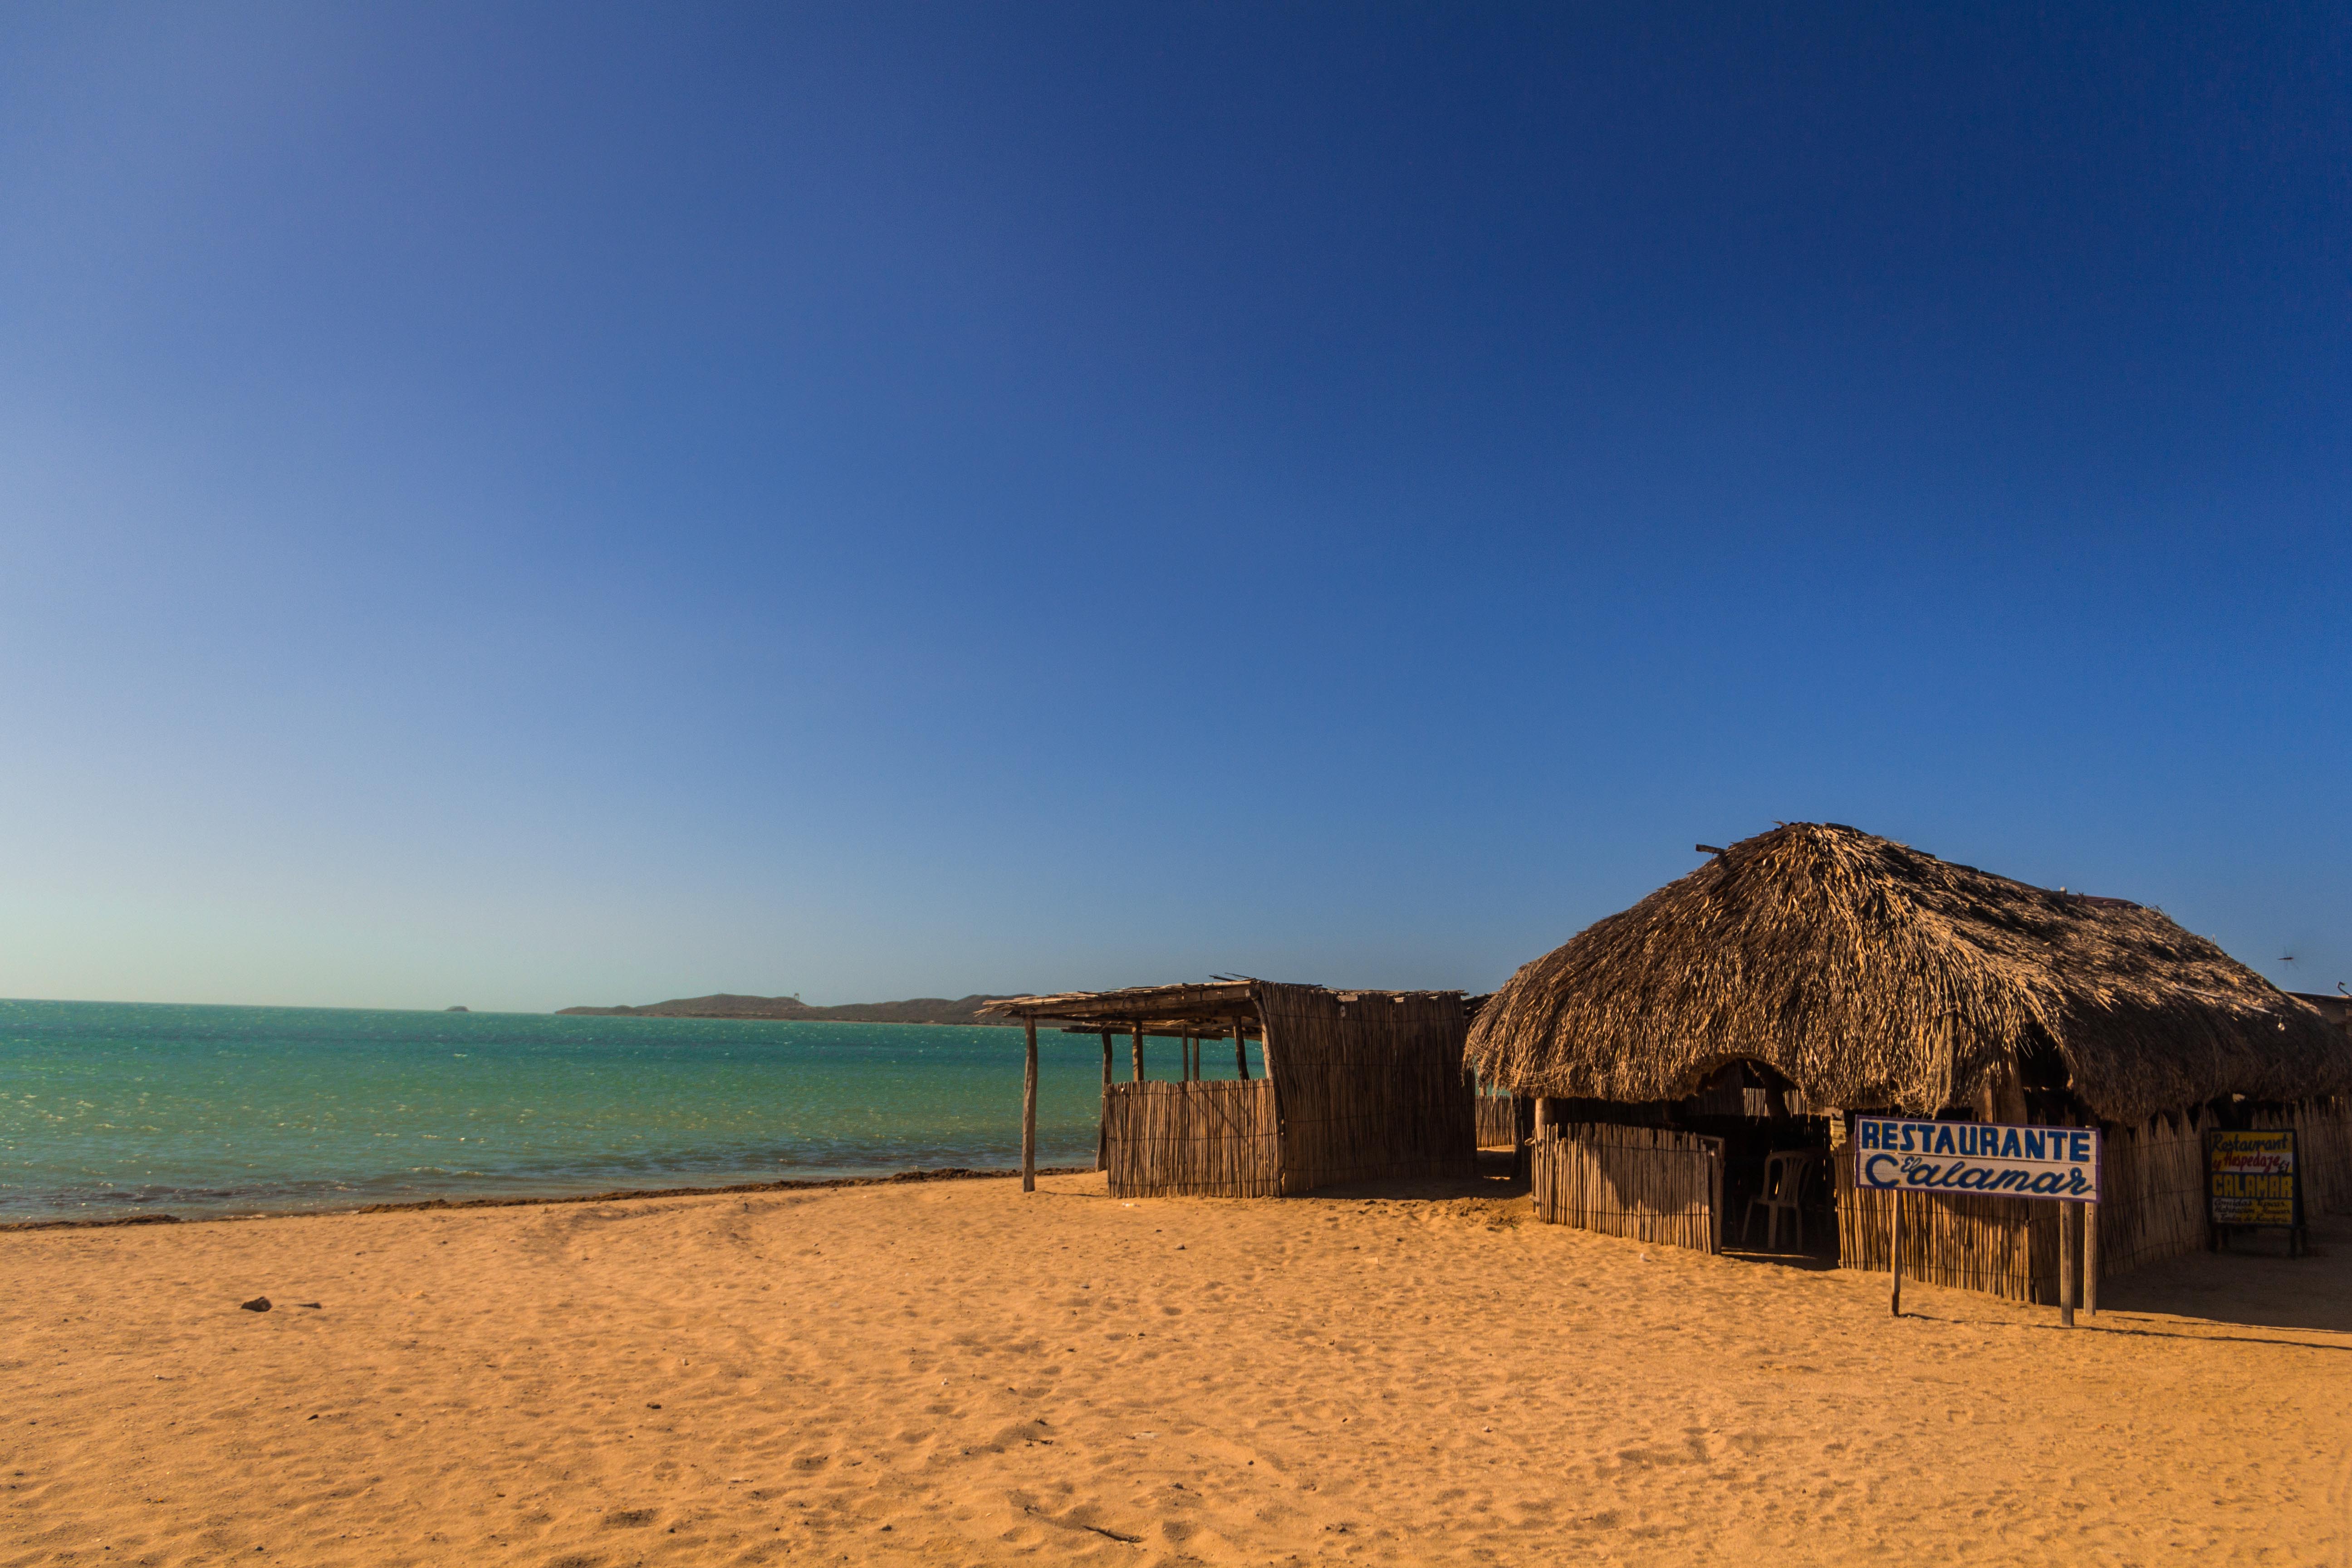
left=2, top=3, right=2344, bottom=1012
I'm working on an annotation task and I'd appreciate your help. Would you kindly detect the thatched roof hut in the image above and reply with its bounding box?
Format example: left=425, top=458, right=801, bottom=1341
left=1468, top=823, right=2352, bottom=1127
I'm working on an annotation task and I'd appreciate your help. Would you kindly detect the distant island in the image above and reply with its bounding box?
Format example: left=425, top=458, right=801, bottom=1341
left=554, top=993, right=1018, bottom=1026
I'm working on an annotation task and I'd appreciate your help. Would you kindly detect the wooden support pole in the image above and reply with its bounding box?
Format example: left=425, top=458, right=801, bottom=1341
left=1098, top=1029, right=1112, bottom=1172
left=1890, top=1189, right=1903, bottom=1317
left=1234, top=1024, right=1250, bottom=1079
left=2083, top=1202, right=2100, bottom=1317
left=1132, top=1024, right=1144, bottom=1083
left=1021, top=1016, right=1039, bottom=1194
left=2058, top=1201, right=2079, bottom=1327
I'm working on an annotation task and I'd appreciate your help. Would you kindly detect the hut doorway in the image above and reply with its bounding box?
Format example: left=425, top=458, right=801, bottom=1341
left=1677, top=1060, right=1838, bottom=1256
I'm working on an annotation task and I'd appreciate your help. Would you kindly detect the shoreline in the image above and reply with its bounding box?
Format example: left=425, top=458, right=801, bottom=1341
left=0, top=1163, right=1096, bottom=1234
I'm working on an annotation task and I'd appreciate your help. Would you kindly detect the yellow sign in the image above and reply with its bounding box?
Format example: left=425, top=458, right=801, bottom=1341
left=2210, top=1131, right=2297, bottom=1227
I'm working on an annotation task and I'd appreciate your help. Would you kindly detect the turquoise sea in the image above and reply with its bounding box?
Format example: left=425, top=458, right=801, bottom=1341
left=0, top=1000, right=1251, bottom=1223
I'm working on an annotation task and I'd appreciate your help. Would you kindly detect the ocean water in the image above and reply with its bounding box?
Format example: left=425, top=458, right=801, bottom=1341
left=0, top=1000, right=1253, bottom=1222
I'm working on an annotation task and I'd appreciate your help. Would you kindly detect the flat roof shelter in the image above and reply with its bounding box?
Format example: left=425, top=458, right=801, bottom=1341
left=985, top=980, right=1477, bottom=1198
left=1469, top=823, right=2352, bottom=1302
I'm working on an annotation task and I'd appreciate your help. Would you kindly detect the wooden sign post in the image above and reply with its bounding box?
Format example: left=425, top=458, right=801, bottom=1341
left=2082, top=1203, right=2099, bottom=1316
left=1889, top=1188, right=1903, bottom=1317
left=2058, top=1202, right=2078, bottom=1328
left=1854, top=1116, right=2102, bottom=1325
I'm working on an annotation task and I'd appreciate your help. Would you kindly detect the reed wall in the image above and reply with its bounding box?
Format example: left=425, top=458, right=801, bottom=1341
left=1102, top=1079, right=1281, bottom=1199
left=1257, top=982, right=1476, bottom=1194
left=1529, top=1123, right=1723, bottom=1253
left=2263, top=1096, right=2352, bottom=1215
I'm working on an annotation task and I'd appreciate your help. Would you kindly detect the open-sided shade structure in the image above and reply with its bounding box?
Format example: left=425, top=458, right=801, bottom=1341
left=986, top=980, right=1477, bottom=1198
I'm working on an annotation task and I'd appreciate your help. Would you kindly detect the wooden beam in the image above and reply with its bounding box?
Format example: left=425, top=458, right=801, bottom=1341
left=1131, top=1023, right=1144, bottom=1083
left=1021, top=1016, right=1039, bottom=1195
left=1234, top=1023, right=1249, bottom=1079
left=1058, top=1021, right=1237, bottom=1039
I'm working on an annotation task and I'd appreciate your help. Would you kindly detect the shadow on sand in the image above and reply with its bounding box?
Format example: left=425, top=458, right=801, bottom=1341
left=2070, top=1216, right=2352, bottom=1338
left=1301, top=1159, right=2352, bottom=1342
left=1299, top=1147, right=1529, bottom=1204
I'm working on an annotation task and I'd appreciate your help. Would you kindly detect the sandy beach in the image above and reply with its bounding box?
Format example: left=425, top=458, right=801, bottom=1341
left=5, top=1167, right=2346, bottom=1567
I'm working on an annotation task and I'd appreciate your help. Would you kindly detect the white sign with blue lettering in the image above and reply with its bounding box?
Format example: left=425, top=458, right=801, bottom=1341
left=1852, top=1117, right=2101, bottom=1204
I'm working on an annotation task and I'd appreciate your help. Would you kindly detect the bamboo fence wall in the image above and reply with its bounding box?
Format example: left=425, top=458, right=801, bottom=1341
left=1102, top=1079, right=1281, bottom=1199
left=1836, top=1147, right=2057, bottom=1302
left=1256, top=982, right=1476, bottom=1194
left=1529, top=1124, right=1724, bottom=1253
left=2094, top=1113, right=2206, bottom=1279
left=1475, top=1094, right=1517, bottom=1149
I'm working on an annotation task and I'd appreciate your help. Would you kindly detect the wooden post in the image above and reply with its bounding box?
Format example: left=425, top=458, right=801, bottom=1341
left=1021, top=1016, right=1039, bottom=1194
left=1132, top=1024, right=1144, bottom=1083
left=1098, top=1029, right=1112, bottom=1172
left=2058, top=1200, right=2078, bottom=1327
left=1234, top=1024, right=1250, bottom=1079
left=1890, top=1188, right=1903, bottom=1317
left=2083, top=1201, right=2100, bottom=1317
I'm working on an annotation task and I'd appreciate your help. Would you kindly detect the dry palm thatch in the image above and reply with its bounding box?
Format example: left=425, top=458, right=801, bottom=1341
left=1467, top=823, right=2352, bottom=1126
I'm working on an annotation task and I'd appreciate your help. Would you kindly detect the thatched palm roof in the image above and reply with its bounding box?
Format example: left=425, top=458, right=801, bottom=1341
left=1466, top=823, right=2351, bottom=1126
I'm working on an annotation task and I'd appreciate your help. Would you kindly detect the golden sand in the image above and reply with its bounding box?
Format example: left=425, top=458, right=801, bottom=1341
left=4, top=1170, right=2346, bottom=1565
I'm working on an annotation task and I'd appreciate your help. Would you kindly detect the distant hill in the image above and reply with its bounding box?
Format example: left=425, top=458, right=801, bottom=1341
left=554, top=993, right=1018, bottom=1026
